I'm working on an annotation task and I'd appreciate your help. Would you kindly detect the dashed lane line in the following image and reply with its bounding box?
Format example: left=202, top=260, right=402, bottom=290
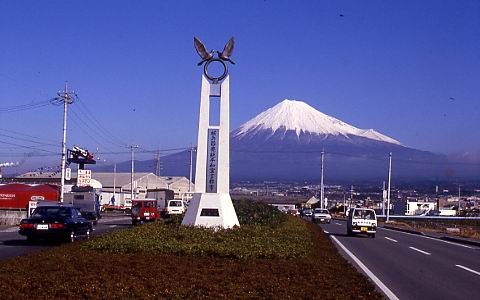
left=330, top=235, right=400, bottom=300
left=108, top=225, right=118, bottom=228
left=323, top=230, right=330, bottom=234
left=455, top=265, right=480, bottom=276
left=409, top=247, right=431, bottom=255
left=335, top=222, right=342, bottom=226
left=379, top=227, right=475, bottom=249
left=384, top=237, right=398, bottom=243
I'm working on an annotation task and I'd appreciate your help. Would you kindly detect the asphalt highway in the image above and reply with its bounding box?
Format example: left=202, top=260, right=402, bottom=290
left=0, top=214, right=132, bottom=262
left=318, top=219, right=480, bottom=300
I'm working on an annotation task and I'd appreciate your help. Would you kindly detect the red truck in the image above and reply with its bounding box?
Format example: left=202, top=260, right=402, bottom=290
left=131, top=199, right=160, bottom=225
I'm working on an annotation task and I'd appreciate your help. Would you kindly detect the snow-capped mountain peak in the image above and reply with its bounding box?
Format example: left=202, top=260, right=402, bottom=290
left=234, top=99, right=401, bottom=145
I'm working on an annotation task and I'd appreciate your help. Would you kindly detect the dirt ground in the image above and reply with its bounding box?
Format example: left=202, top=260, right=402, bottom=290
left=0, top=221, right=382, bottom=299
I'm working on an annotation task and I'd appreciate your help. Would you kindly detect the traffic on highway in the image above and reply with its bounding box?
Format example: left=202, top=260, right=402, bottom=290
left=0, top=213, right=131, bottom=262
left=316, top=218, right=480, bottom=300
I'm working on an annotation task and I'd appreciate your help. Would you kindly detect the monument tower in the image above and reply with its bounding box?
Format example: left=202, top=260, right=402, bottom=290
left=181, top=37, right=240, bottom=228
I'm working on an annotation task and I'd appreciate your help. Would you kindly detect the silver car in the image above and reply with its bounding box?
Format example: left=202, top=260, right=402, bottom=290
left=311, top=208, right=331, bottom=223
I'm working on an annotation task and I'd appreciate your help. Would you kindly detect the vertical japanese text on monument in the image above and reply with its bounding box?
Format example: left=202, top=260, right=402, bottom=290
left=206, top=128, right=219, bottom=193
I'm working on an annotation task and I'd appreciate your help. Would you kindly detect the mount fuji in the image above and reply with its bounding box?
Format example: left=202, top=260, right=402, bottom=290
left=232, top=99, right=401, bottom=146
left=101, top=99, right=476, bottom=181
left=228, top=99, right=452, bottom=180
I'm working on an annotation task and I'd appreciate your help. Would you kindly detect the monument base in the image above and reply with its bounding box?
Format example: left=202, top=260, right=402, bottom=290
left=181, top=193, right=240, bottom=228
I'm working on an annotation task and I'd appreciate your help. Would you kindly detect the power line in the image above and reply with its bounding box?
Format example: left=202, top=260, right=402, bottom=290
left=74, top=97, right=127, bottom=147
left=0, top=133, right=58, bottom=148
left=0, top=140, right=59, bottom=154
left=68, top=109, right=119, bottom=153
left=0, top=99, right=51, bottom=113
left=0, top=128, right=59, bottom=144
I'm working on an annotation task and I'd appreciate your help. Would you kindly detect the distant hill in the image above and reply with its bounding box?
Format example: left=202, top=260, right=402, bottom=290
left=96, top=99, right=479, bottom=181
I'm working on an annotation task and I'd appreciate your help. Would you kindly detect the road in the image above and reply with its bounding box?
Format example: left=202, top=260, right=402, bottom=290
left=318, top=219, right=480, bottom=300
left=0, top=214, right=131, bottom=262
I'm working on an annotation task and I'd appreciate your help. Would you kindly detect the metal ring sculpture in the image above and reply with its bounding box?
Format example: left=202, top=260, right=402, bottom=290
left=204, top=58, right=228, bottom=83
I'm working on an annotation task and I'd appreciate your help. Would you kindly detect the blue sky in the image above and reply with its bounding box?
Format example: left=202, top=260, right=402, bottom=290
left=1, top=0, right=479, bottom=170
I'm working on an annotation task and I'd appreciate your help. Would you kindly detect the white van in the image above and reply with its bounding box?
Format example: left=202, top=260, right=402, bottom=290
left=166, top=200, right=186, bottom=215
left=346, top=208, right=377, bottom=238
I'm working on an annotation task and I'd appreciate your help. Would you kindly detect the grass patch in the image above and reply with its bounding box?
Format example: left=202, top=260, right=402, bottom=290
left=83, top=216, right=311, bottom=259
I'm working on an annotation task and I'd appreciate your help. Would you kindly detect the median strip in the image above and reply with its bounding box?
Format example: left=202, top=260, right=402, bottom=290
left=456, top=265, right=480, bottom=276
left=409, top=247, right=431, bottom=255
left=330, top=235, right=400, bottom=300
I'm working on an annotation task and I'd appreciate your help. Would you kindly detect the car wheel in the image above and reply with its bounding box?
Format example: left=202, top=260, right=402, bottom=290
left=370, top=233, right=376, bottom=238
left=27, top=235, right=36, bottom=244
left=347, top=229, right=353, bottom=236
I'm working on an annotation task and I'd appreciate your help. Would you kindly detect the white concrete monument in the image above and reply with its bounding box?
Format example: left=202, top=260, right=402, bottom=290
left=181, top=37, right=240, bottom=228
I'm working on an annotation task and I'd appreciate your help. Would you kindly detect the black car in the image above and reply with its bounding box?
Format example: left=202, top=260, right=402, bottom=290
left=19, top=205, right=93, bottom=243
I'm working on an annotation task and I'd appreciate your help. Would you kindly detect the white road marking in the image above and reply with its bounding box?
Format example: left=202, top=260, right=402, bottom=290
left=384, top=237, right=398, bottom=243
left=456, top=265, right=480, bottom=276
left=330, top=235, right=400, bottom=300
left=335, top=222, right=342, bottom=226
left=409, top=247, right=431, bottom=255
left=108, top=225, right=117, bottom=228
left=323, top=229, right=330, bottom=234
left=379, top=227, right=475, bottom=249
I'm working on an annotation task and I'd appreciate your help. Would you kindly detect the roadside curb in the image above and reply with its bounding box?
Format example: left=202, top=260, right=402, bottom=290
left=440, top=236, right=480, bottom=247
left=382, top=225, right=425, bottom=236
left=382, top=225, right=480, bottom=247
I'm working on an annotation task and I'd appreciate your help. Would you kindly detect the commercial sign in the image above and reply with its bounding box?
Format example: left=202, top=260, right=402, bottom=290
left=28, top=201, right=37, bottom=217
left=205, top=128, right=219, bottom=193
left=77, top=169, right=92, bottom=187
left=65, top=167, right=71, bottom=181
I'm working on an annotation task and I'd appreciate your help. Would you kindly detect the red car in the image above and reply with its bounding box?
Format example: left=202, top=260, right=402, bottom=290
left=131, top=199, right=159, bottom=225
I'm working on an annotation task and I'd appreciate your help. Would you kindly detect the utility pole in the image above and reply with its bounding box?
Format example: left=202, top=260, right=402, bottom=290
left=458, top=185, right=461, bottom=211
left=343, top=191, right=346, bottom=215
left=320, top=150, right=325, bottom=209
left=382, top=180, right=386, bottom=216
left=112, top=163, right=116, bottom=204
left=386, top=152, right=392, bottom=222
left=155, top=148, right=161, bottom=177
left=130, top=145, right=138, bottom=201
left=350, top=185, right=354, bottom=209
left=52, top=81, right=75, bottom=202
left=188, top=147, right=195, bottom=193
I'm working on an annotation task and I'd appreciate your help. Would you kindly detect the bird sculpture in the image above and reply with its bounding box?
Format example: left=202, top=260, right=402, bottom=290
left=194, top=36, right=235, bottom=65
left=194, top=37, right=214, bottom=66
left=218, top=37, right=235, bottom=64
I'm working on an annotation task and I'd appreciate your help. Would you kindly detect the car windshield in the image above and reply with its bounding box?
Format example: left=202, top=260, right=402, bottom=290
left=143, top=201, right=155, bottom=208
left=314, top=209, right=329, bottom=214
left=169, top=201, right=182, bottom=207
left=32, top=207, right=70, bottom=218
left=353, top=210, right=375, bottom=220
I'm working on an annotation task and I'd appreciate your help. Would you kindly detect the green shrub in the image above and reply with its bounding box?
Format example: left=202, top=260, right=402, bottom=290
left=233, top=199, right=286, bottom=227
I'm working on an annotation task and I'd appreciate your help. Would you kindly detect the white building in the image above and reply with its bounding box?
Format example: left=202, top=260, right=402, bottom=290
left=15, top=171, right=194, bottom=205
left=405, top=200, right=436, bottom=215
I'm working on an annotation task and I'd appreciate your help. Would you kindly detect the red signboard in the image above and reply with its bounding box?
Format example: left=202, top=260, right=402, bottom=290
left=0, top=184, right=59, bottom=209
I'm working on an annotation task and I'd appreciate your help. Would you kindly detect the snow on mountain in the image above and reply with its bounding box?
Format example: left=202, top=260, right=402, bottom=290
left=234, top=99, right=401, bottom=145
